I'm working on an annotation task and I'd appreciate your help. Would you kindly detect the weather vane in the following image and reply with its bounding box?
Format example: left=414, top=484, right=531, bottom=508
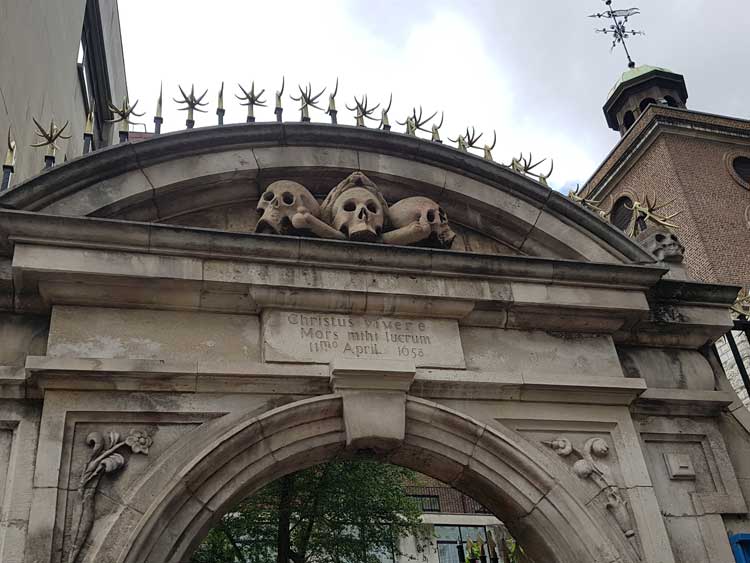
left=589, top=0, right=644, bottom=68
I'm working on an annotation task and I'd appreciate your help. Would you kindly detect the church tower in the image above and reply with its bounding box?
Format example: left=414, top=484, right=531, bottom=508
left=603, top=65, right=688, bottom=135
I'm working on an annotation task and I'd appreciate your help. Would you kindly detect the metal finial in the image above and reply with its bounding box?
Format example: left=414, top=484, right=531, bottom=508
left=1, top=126, right=16, bottom=191
left=275, top=77, right=285, bottom=122
left=449, top=127, right=482, bottom=151
left=326, top=78, right=339, bottom=124
left=430, top=112, right=444, bottom=143
left=236, top=81, right=267, bottom=123
left=31, top=116, right=71, bottom=168
left=568, top=183, right=606, bottom=216
left=509, top=153, right=554, bottom=186
left=625, top=192, right=681, bottom=237
left=379, top=93, right=393, bottom=131
left=31, top=117, right=71, bottom=154
left=397, top=106, right=437, bottom=136
left=217, top=82, right=225, bottom=125
left=173, top=84, right=208, bottom=128
left=156, top=82, right=163, bottom=119
left=107, top=96, right=145, bottom=142
left=290, top=82, right=326, bottom=122
left=589, top=1, right=644, bottom=68
left=83, top=102, right=95, bottom=154
left=154, top=83, right=164, bottom=135
left=483, top=130, right=497, bottom=161
left=346, top=95, right=380, bottom=127
left=4, top=126, right=16, bottom=168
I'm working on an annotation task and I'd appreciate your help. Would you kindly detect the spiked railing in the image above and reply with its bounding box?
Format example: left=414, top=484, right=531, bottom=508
left=31, top=117, right=71, bottom=169
left=236, top=81, right=267, bottom=123
left=509, top=153, right=554, bottom=187
left=274, top=77, right=285, bottom=123
left=625, top=192, right=681, bottom=237
left=290, top=82, right=326, bottom=122
left=107, top=96, right=145, bottom=142
left=346, top=94, right=380, bottom=127
left=173, top=85, right=208, bottom=129
left=1, top=127, right=16, bottom=191
left=398, top=106, right=437, bottom=136
left=325, top=78, right=339, bottom=124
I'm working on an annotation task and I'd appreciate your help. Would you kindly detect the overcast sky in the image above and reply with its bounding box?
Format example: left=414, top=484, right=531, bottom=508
left=118, top=0, right=748, bottom=192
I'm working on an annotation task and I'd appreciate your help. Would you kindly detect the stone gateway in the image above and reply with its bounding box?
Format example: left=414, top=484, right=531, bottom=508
left=0, top=124, right=748, bottom=563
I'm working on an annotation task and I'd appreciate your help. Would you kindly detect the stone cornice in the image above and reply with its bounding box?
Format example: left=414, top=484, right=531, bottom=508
left=584, top=106, right=750, bottom=201
left=0, top=122, right=654, bottom=264
left=0, top=209, right=663, bottom=289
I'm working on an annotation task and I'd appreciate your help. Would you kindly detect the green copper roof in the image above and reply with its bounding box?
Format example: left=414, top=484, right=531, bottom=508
left=607, top=65, right=675, bottom=98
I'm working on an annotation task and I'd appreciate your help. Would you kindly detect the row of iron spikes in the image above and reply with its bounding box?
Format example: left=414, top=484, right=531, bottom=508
left=567, top=184, right=682, bottom=237
left=0, top=78, right=554, bottom=189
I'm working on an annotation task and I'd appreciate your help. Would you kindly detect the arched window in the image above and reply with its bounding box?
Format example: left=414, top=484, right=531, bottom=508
left=622, top=111, right=635, bottom=130
left=664, top=95, right=679, bottom=108
left=639, top=98, right=657, bottom=111
left=733, top=156, right=750, bottom=184
left=610, top=196, right=633, bottom=231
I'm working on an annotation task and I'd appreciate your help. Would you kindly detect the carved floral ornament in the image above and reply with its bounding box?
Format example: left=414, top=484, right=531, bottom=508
left=254, top=171, right=456, bottom=249
left=68, top=429, right=153, bottom=563
left=544, top=436, right=642, bottom=561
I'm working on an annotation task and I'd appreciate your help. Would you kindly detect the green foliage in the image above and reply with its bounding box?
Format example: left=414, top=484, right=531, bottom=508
left=504, top=537, right=525, bottom=563
left=190, top=460, right=430, bottom=563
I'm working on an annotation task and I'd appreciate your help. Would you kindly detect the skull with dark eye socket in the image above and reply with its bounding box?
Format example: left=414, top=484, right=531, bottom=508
left=255, top=180, right=320, bottom=235
left=638, top=227, right=685, bottom=263
left=331, top=187, right=384, bottom=241
left=387, top=196, right=456, bottom=248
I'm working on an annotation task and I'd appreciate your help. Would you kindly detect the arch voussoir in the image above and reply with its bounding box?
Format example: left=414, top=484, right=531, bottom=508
left=95, top=395, right=639, bottom=563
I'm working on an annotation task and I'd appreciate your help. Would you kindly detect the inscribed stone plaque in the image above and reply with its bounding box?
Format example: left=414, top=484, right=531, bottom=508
left=262, top=310, right=465, bottom=368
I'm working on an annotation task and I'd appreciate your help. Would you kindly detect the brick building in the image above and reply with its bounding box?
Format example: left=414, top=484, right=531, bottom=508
left=580, top=64, right=750, bottom=406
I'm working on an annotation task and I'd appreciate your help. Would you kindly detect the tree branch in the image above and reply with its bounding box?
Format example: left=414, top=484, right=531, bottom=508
left=220, top=523, right=249, bottom=563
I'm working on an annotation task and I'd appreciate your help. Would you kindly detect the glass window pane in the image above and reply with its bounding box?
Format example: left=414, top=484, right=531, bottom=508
left=459, top=526, right=486, bottom=542
left=437, top=542, right=461, bottom=563
left=434, top=525, right=460, bottom=541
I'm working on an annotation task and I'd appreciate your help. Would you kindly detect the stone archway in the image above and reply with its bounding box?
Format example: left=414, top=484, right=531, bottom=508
left=93, top=395, right=638, bottom=563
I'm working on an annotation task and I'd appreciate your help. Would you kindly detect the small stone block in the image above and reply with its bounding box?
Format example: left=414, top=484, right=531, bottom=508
left=664, top=453, right=696, bottom=480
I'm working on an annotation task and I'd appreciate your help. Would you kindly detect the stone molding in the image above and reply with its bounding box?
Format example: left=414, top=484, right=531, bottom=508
left=0, top=123, right=655, bottom=264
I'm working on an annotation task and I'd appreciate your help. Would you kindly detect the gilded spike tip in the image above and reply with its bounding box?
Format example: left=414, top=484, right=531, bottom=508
left=4, top=126, right=17, bottom=167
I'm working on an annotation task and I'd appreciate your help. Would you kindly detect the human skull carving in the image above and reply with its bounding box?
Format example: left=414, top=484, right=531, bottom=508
left=255, top=180, right=320, bottom=235
left=637, top=225, right=684, bottom=263
left=385, top=196, right=456, bottom=249
left=331, top=187, right=384, bottom=241
left=321, top=171, right=388, bottom=242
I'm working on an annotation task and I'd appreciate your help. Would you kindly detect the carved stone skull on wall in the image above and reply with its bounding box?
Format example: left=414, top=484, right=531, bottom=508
left=255, top=180, right=320, bottom=235
left=385, top=196, right=456, bottom=249
left=636, top=225, right=685, bottom=263
left=321, top=171, right=388, bottom=242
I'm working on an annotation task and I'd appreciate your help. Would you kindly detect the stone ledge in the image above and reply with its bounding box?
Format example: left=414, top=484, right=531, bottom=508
left=24, top=355, right=646, bottom=405
left=632, top=388, right=736, bottom=416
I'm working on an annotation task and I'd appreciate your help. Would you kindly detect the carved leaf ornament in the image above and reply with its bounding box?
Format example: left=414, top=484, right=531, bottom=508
left=544, top=436, right=642, bottom=560
left=68, top=429, right=152, bottom=563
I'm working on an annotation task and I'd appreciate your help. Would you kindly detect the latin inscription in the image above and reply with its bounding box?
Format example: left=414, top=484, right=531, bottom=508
left=262, top=310, right=465, bottom=368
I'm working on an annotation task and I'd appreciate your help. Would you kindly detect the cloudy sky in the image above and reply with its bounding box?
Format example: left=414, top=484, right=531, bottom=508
left=118, top=0, right=747, bottom=192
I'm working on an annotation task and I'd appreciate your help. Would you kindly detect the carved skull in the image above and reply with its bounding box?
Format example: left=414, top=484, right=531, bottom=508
left=255, top=180, right=320, bottom=235
left=330, top=186, right=385, bottom=242
left=388, top=196, right=456, bottom=249
left=637, top=226, right=684, bottom=263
